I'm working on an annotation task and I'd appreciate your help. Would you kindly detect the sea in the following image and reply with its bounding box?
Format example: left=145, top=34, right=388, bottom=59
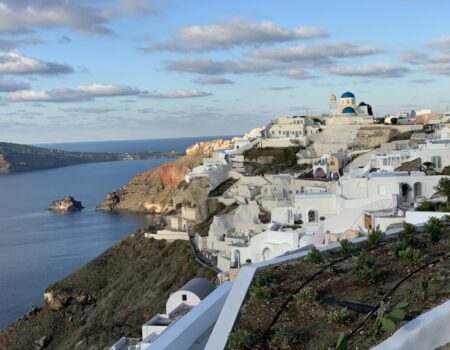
left=0, top=135, right=231, bottom=329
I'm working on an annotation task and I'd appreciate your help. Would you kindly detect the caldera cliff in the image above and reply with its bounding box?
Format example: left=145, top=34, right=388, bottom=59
left=97, top=139, right=234, bottom=217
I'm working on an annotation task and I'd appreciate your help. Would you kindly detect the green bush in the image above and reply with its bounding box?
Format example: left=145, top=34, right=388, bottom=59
left=294, top=286, right=316, bottom=306
left=415, top=201, right=437, bottom=212
left=398, top=247, right=423, bottom=266
left=426, top=216, right=443, bottom=241
left=367, top=225, right=385, bottom=246
left=273, top=323, right=300, bottom=345
left=339, top=239, right=354, bottom=257
left=400, top=222, right=419, bottom=247
left=306, top=246, right=324, bottom=264
left=227, top=329, right=254, bottom=350
left=251, top=285, right=271, bottom=301
left=254, top=270, right=274, bottom=287
left=388, top=240, right=408, bottom=257
left=353, top=253, right=376, bottom=285
left=442, top=166, right=450, bottom=176
left=328, top=307, right=350, bottom=325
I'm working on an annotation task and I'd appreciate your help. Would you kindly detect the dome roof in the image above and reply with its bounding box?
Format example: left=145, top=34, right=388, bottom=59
left=342, top=106, right=357, bottom=114
left=341, top=91, right=355, bottom=98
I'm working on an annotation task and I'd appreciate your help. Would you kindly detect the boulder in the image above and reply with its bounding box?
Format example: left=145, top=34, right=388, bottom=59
left=34, top=335, right=52, bottom=350
left=48, top=196, right=83, bottom=212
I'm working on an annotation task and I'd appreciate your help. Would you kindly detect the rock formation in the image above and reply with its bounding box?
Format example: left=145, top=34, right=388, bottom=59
left=186, top=139, right=234, bottom=157
left=97, top=139, right=233, bottom=215
left=48, top=196, right=83, bottom=212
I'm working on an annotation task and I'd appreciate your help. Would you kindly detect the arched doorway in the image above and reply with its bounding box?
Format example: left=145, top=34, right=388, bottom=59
left=232, top=250, right=241, bottom=268
left=262, top=248, right=272, bottom=262
left=308, top=209, right=318, bottom=223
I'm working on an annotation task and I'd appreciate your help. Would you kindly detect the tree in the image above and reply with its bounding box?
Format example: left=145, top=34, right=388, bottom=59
left=390, top=117, right=398, bottom=125
left=434, top=177, right=450, bottom=205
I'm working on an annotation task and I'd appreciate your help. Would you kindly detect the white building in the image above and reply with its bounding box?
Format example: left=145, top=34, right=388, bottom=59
left=111, top=278, right=218, bottom=350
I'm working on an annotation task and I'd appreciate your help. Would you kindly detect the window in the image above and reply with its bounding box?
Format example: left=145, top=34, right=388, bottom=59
left=431, top=156, right=442, bottom=169
left=414, top=182, right=422, bottom=199
left=182, top=294, right=187, bottom=301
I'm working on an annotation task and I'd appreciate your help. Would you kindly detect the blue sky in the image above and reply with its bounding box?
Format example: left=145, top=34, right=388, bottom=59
left=0, top=0, right=449, bottom=144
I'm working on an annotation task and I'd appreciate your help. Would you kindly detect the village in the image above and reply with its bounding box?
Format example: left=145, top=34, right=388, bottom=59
left=111, top=91, right=450, bottom=350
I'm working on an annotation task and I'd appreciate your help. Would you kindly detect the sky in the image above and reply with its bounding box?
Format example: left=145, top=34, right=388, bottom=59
left=0, top=0, right=449, bottom=144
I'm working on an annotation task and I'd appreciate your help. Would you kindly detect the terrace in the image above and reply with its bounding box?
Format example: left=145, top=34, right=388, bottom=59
left=226, top=217, right=450, bottom=349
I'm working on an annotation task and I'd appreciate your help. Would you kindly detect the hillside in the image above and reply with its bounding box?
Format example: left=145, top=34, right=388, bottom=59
left=97, top=139, right=234, bottom=216
left=0, top=142, right=181, bottom=174
left=0, top=230, right=215, bottom=350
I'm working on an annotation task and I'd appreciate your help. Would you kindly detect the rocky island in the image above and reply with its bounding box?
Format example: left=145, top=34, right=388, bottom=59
left=0, top=142, right=183, bottom=174
left=48, top=196, right=84, bottom=212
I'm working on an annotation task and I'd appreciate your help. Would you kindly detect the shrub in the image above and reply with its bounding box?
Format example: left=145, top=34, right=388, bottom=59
left=328, top=307, right=350, bottom=325
left=388, top=240, right=408, bottom=257
left=398, top=247, right=423, bottom=266
left=415, top=201, right=437, bottom=212
left=306, top=246, right=324, bottom=264
left=353, top=253, right=376, bottom=285
left=227, top=329, right=254, bottom=350
left=339, top=239, right=354, bottom=257
left=426, top=216, right=443, bottom=241
left=251, top=285, right=271, bottom=301
left=434, top=177, right=450, bottom=205
left=367, top=225, right=385, bottom=246
left=399, top=222, right=419, bottom=247
left=443, top=166, right=450, bottom=176
left=294, top=286, right=316, bottom=306
left=273, top=323, right=299, bottom=345
left=255, top=270, right=274, bottom=287
left=320, top=216, right=326, bottom=221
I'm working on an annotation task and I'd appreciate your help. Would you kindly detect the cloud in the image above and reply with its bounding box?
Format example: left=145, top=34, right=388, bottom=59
left=142, top=19, right=328, bottom=52
left=0, top=79, right=30, bottom=92
left=0, top=1, right=112, bottom=35
left=5, top=83, right=140, bottom=102
left=265, top=86, right=295, bottom=91
left=0, top=50, right=74, bottom=75
left=0, top=0, right=164, bottom=36
left=59, top=107, right=116, bottom=114
left=58, top=35, right=72, bottom=44
left=142, top=89, right=212, bottom=99
left=194, top=76, right=234, bottom=85
left=278, top=68, right=317, bottom=80
left=328, top=64, right=410, bottom=78
left=165, top=58, right=318, bottom=80
left=252, top=42, right=381, bottom=65
left=165, top=58, right=286, bottom=75
left=429, top=36, right=450, bottom=52
left=5, top=84, right=212, bottom=102
left=401, top=46, right=450, bottom=76
left=409, top=78, right=435, bottom=83
left=116, top=0, right=160, bottom=16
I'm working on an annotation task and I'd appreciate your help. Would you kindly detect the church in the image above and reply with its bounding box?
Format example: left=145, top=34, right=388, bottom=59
left=327, top=91, right=374, bottom=125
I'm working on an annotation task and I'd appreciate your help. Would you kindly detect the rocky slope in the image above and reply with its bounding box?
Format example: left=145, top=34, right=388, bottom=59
left=0, top=142, right=182, bottom=174
left=0, top=230, right=215, bottom=350
left=97, top=139, right=233, bottom=216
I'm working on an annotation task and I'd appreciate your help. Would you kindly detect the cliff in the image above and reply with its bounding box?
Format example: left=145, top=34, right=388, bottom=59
left=0, top=142, right=182, bottom=174
left=0, top=230, right=215, bottom=350
left=97, top=139, right=233, bottom=216
left=186, top=139, right=234, bottom=157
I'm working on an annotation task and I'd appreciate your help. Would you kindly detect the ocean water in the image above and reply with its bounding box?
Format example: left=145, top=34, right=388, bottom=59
left=0, top=136, right=232, bottom=329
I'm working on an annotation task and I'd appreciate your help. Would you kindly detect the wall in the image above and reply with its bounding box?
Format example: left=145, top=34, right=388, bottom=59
left=405, top=211, right=447, bottom=225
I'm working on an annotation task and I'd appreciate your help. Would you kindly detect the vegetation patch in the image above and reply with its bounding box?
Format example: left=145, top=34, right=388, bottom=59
left=231, top=216, right=450, bottom=349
